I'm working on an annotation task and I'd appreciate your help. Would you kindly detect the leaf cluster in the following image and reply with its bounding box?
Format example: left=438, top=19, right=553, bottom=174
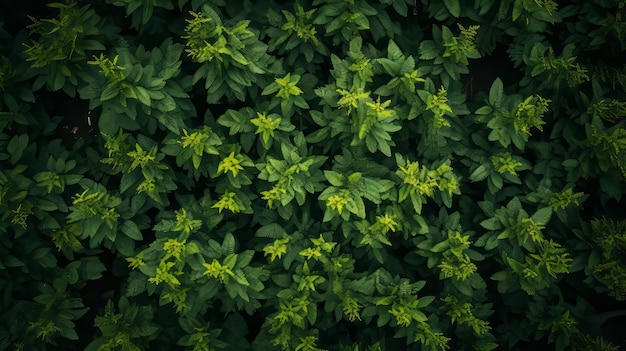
left=1, top=1, right=626, bottom=351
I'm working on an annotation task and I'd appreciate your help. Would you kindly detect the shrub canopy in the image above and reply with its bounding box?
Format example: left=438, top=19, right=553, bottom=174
left=1, top=0, right=626, bottom=350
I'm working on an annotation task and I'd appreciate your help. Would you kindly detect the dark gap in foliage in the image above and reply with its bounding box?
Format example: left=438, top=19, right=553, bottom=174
left=45, top=90, right=98, bottom=148
left=463, top=43, right=524, bottom=101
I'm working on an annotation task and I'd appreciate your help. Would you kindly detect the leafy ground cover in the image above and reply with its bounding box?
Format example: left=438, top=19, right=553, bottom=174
left=1, top=0, right=626, bottom=350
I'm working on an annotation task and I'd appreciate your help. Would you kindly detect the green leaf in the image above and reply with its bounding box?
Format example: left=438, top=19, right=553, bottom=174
left=3, top=256, right=25, bottom=267
left=561, top=159, right=579, bottom=168
left=512, top=0, right=523, bottom=21
left=469, top=164, right=489, bottom=182
left=98, top=111, right=139, bottom=135
left=480, top=218, right=500, bottom=231
left=121, top=220, right=143, bottom=240
left=414, top=215, right=429, bottom=234
left=120, top=172, right=142, bottom=193
left=410, top=193, right=423, bottom=214
left=156, top=94, right=176, bottom=112
left=376, top=296, right=395, bottom=306
left=255, top=223, right=287, bottom=238
left=222, top=233, right=236, bottom=255
left=488, top=78, right=503, bottom=107
left=261, top=82, right=279, bottom=96
left=8, top=134, right=28, bottom=164
left=135, top=86, right=152, bottom=106
left=80, top=257, right=106, bottom=280
left=60, top=328, right=80, bottom=340
left=532, top=207, right=552, bottom=224
left=324, top=170, right=345, bottom=187
left=223, top=253, right=237, bottom=269
left=430, top=241, right=450, bottom=252
left=443, top=0, right=461, bottom=17
left=387, top=40, right=403, bottom=61
left=101, top=84, right=121, bottom=101
left=475, top=105, right=493, bottom=115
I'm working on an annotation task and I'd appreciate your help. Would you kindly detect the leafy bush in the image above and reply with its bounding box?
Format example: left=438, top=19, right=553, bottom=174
left=1, top=0, right=626, bottom=350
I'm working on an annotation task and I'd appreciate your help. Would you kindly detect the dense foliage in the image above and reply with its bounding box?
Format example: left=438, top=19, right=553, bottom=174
left=1, top=0, right=626, bottom=350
